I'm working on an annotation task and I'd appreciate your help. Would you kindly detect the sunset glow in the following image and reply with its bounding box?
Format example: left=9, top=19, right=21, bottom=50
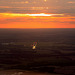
left=0, top=12, right=75, bottom=28
left=0, top=0, right=75, bottom=28
left=0, top=13, right=64, bottom=17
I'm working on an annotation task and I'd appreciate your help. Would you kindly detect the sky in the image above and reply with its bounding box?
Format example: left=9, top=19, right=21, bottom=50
left=0, top=0, right=75, bottom=28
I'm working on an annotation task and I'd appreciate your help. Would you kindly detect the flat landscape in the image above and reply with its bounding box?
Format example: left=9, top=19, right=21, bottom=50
left=0, top=28, right=75, bottom=75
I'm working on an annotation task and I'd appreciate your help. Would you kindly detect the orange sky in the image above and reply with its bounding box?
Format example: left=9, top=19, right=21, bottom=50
left=0, top=13, right=75, bottom=28
left=0, top=0, right=75, bottom=28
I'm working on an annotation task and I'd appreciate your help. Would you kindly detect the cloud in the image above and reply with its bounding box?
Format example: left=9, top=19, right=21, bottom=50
left=0, top=0, right=75, bottom=15
left=0, top=0, right=75, bottom=28
left=0, top=13, right=74, bottom=25
left=11, top=1, right=29, bottom=4
left=70, top=18, right=75, bottom=20
left=69, top=21, right=75, bottom=24
left=68, top=1, right=75, bottom=4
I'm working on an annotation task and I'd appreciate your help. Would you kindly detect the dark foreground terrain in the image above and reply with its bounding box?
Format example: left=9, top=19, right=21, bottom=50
left=0, top=28, right=75, bottom=75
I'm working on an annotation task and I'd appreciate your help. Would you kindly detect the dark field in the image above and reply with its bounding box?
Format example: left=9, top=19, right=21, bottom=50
left=0, top=28, right=75, bottom=75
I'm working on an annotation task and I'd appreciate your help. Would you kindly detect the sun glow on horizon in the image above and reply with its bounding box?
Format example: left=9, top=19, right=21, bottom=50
left=0, top=12, right=75, bottom=28
left=0, top=13, right=64, bottom=17
left=44, top=0, right=47, bottom=2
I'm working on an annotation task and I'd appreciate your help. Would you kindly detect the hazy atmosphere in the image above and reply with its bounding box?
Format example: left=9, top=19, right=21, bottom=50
left=0, top=0, right=75, bottom=28
left=0, top=0, right=75, bottom=75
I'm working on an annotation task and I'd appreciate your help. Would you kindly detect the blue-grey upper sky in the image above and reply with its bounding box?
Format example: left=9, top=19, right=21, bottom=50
left=0, top=0, right=75, bottom=16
